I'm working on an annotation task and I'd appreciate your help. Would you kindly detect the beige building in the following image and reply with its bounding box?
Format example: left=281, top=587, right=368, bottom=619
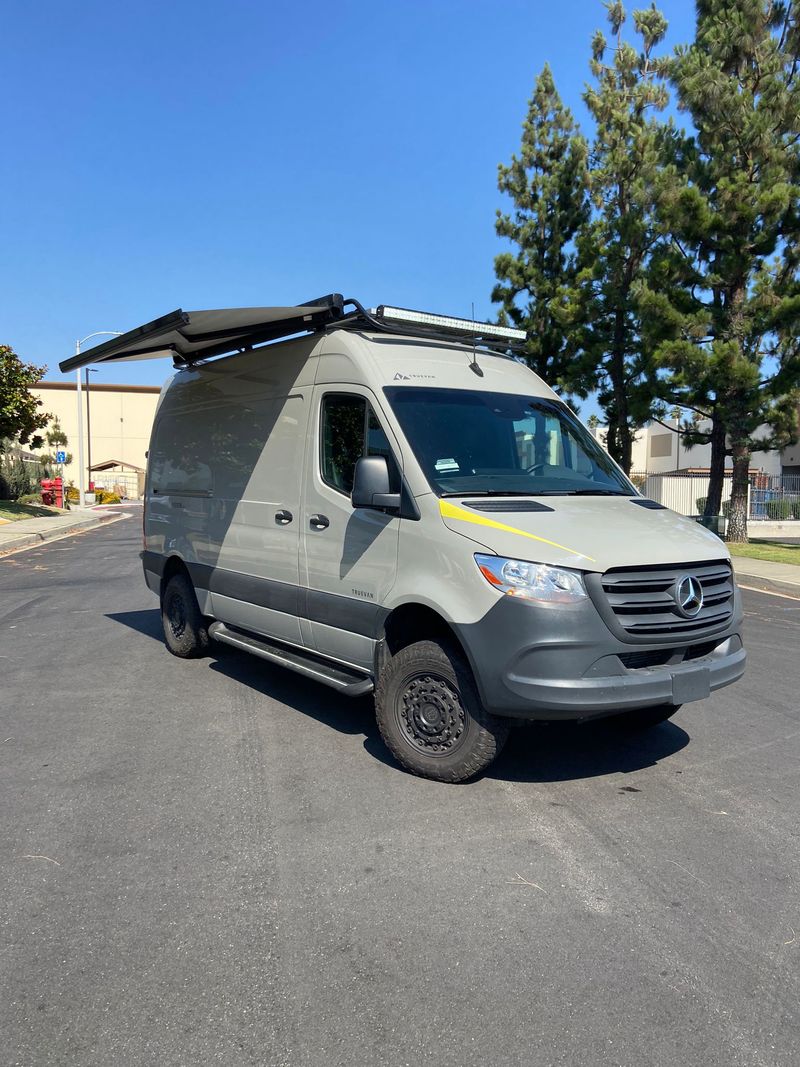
left=592, top=419, right=785, bottom=476
left=31, top=381, right=161, bottom=499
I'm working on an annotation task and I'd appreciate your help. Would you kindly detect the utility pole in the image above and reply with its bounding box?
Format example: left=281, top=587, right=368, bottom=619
left=73, top=332, right=121, bottom=506
left=85, top=368, right=97, bottom=491
left=75, top=352, right=85, bottom=508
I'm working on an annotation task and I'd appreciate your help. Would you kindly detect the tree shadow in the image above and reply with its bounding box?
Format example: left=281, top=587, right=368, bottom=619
left=106, top=609, right=691, bottom=783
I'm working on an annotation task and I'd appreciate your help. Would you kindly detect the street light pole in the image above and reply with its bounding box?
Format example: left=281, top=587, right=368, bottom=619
left=73, top=332, right=122, bottom=507
left=85, top=368, right=97, bottom=492
left=75, top=349, right=85, bottom=508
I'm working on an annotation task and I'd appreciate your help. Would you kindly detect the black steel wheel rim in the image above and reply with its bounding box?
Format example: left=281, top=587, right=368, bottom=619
left=397, top=673, right=466, bottom=756
left=167, top=592, right=187, bottom=638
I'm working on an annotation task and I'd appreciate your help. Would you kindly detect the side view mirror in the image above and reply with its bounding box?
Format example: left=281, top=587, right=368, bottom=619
left=351, top=455, right=401, bottom=511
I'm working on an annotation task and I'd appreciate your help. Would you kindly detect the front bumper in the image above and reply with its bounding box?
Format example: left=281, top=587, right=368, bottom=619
left=454, top=589, right=746, bottom=721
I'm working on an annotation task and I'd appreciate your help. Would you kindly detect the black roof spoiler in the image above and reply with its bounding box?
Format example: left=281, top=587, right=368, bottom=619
left=59, top=294, right=346, bottom=372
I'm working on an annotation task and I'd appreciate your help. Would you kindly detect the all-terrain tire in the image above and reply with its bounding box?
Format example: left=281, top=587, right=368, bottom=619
left=608, top=703, right=682, bottom=731
left=374, top=639, right=509, bottom=783
left=161, top=571, right=210, bottom=658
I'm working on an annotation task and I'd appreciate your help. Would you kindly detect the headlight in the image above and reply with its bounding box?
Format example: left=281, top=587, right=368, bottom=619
left=475, top=554, right=588, bottom=604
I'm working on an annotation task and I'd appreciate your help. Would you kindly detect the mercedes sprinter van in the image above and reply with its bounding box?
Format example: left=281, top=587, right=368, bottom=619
left=62, top=296, right=746, bottom=781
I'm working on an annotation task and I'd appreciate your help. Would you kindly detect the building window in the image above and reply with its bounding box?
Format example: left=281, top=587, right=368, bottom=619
left=649, top=433, right=674, bottom=459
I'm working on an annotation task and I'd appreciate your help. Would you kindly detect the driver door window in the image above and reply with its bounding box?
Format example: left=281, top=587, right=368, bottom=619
left=321, top=395, right=396, bottom=495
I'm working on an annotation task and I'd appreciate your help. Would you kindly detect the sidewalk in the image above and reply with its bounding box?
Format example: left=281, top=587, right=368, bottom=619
left=0, top=508, right=123, bottom=556
left=731, top=555, right=800, bottom=597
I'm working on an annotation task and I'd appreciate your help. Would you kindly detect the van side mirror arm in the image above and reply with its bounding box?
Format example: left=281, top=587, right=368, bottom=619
left=351, top=455, right=419, bottom=518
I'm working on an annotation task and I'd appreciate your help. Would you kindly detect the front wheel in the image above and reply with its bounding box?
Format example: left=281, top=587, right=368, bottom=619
left=374, top=639, right=509, bottom=782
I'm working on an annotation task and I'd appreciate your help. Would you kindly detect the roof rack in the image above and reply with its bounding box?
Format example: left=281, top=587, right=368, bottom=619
left=59, top=294, right=526, bottom=373
left=344, top=301, right=526, bottom=352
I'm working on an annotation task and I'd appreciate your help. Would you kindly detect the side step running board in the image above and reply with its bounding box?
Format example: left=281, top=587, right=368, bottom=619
left=208, top=621, right=374, bottom=697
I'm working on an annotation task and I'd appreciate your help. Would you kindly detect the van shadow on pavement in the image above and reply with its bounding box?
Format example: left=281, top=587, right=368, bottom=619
left=107, top=608, right=690, bottom=785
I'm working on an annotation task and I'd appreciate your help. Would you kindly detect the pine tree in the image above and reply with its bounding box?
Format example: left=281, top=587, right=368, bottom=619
left=40, top=417, right=73, bottom=474
left=643, top=0, right=800, bottom=541
left=493, top=64, right=592, bottom=396
left=565, top=1, right=671, bottom=474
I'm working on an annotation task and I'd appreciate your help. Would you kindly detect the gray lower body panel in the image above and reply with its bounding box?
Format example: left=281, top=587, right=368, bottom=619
left=455, top=593, right=746, bottom=721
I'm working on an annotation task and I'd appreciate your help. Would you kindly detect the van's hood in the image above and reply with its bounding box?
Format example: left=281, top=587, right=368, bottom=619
left=439, top=496, right=729, bottom=573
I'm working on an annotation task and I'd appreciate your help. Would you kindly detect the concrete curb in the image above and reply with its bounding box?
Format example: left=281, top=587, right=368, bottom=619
left=0, top=513, right=122, bottom=557
left=731, top=558, right=800, bottom=599
left=734, top=572, right=800, bottom=599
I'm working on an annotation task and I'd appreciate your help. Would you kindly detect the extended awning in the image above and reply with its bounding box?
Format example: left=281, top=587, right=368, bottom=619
left=60, top=294, right=345, bottom=373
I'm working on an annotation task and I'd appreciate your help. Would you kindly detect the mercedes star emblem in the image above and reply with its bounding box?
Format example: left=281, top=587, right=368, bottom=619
left=675, top=575, right=704, bottom=618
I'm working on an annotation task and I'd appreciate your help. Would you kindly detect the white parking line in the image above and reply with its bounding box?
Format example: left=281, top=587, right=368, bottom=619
left=738, top=583, right=800, bottom=602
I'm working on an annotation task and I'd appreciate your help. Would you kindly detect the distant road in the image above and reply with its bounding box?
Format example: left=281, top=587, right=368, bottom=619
left=2, top=515, right=799, bottom=1067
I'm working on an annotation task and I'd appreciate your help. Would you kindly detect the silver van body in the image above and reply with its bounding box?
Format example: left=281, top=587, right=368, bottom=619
left=63, top=298, right=745, bottom=780
left=141, top=328, right=744, bottom=712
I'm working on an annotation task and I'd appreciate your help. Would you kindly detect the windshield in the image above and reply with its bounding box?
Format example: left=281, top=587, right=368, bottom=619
left=384, top=388, right=634, bottom=497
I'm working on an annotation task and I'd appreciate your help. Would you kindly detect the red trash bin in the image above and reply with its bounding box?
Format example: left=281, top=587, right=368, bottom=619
left=54, top=476, right=64, bottom=508
left=41, top=478, right=54, bottom=506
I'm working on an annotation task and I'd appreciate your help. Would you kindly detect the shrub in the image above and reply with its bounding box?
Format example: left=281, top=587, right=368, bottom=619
left=765, top=498, right=800, bottom=521
left=66, top=486, right=79, bottom=503
left=16, top=492, right=43, bottom=505
left=695, top=496, right=730, bottom=517
left=95, top=490, right=121, bottom=504
left=0, top=452, right=41, bottom=500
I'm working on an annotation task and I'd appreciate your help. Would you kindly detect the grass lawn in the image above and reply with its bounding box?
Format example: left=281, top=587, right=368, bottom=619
left=0, top=501, right=66, bottom=523
left=727, top=539, right=800, bottom=566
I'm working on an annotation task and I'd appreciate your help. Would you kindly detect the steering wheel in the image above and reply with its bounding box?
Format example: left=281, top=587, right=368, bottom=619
left=526, top=463, right=546, bottom=474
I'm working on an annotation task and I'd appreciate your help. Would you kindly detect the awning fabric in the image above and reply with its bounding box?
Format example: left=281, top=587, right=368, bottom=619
left=60, top=295, right=344, bottom=373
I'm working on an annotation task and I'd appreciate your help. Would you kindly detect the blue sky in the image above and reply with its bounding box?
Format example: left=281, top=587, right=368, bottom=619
left=1, top=0, right=696, bottom=390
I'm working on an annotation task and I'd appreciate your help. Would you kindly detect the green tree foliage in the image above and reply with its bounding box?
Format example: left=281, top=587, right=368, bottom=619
left=0, top=345, right=49, bottom=451
left=567, top=1, right=671, bottom=474
left=641, top=0, right=800, bottom=541
left=493, top=65, right=591, bottom=396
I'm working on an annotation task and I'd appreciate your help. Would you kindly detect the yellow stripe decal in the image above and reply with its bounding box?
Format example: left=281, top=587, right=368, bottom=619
left=438, top=499, right=596, bottom=563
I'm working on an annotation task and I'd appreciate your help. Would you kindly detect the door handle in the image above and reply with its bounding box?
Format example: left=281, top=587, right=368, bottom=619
left=275, top=509, right=293, bottom=525
left=309, top=514, right=330, bottom=530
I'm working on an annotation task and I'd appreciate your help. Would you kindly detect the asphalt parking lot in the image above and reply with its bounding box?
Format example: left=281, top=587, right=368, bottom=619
left=1, top=514, right=799, bottom=1067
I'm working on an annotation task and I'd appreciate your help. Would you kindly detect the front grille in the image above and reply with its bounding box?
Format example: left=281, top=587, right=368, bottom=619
left=619, top=639, right=724, bottom=670
left=600, top=560, right=734, bottom=638
left=619, top=648, right=675, bottom=669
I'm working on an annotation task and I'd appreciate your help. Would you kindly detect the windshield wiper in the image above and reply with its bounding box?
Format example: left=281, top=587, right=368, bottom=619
left=440, top=491, right=535, bottom=498
left=563, top=489, right=633, bottom=496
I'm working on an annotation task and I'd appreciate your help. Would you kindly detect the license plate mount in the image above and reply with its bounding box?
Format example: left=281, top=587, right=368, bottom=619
left=672, top=667, right=711, bottom=705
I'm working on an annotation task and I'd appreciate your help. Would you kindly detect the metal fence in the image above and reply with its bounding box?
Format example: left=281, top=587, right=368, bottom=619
left=629, top=472, right=800, bottom=521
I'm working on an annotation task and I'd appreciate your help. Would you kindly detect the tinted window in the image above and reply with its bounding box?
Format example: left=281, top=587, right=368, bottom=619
left=321, top=395, right=396, bottom=495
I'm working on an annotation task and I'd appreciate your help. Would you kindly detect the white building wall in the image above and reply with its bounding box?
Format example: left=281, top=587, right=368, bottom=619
left=30, top=382, right=161, bottom=496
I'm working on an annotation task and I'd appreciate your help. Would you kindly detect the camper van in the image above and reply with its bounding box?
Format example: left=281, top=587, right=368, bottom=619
left=62, top=295, right=746, bottom=782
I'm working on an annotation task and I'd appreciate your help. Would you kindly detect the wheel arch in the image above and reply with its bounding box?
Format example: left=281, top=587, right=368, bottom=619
left=160, top=553, right=191, bottom=597
left=378, top=602, right=481, bottom=691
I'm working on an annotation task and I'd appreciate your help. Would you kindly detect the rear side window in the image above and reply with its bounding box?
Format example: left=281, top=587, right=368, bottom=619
left=321, top=395, right=396, bottom=495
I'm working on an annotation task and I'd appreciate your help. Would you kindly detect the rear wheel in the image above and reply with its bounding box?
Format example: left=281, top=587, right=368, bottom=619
left=608, top=704, right=681, bottom=731
left=161, top=571, right=209, bottom=658
left=374, top=639, right=509, bottom=782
